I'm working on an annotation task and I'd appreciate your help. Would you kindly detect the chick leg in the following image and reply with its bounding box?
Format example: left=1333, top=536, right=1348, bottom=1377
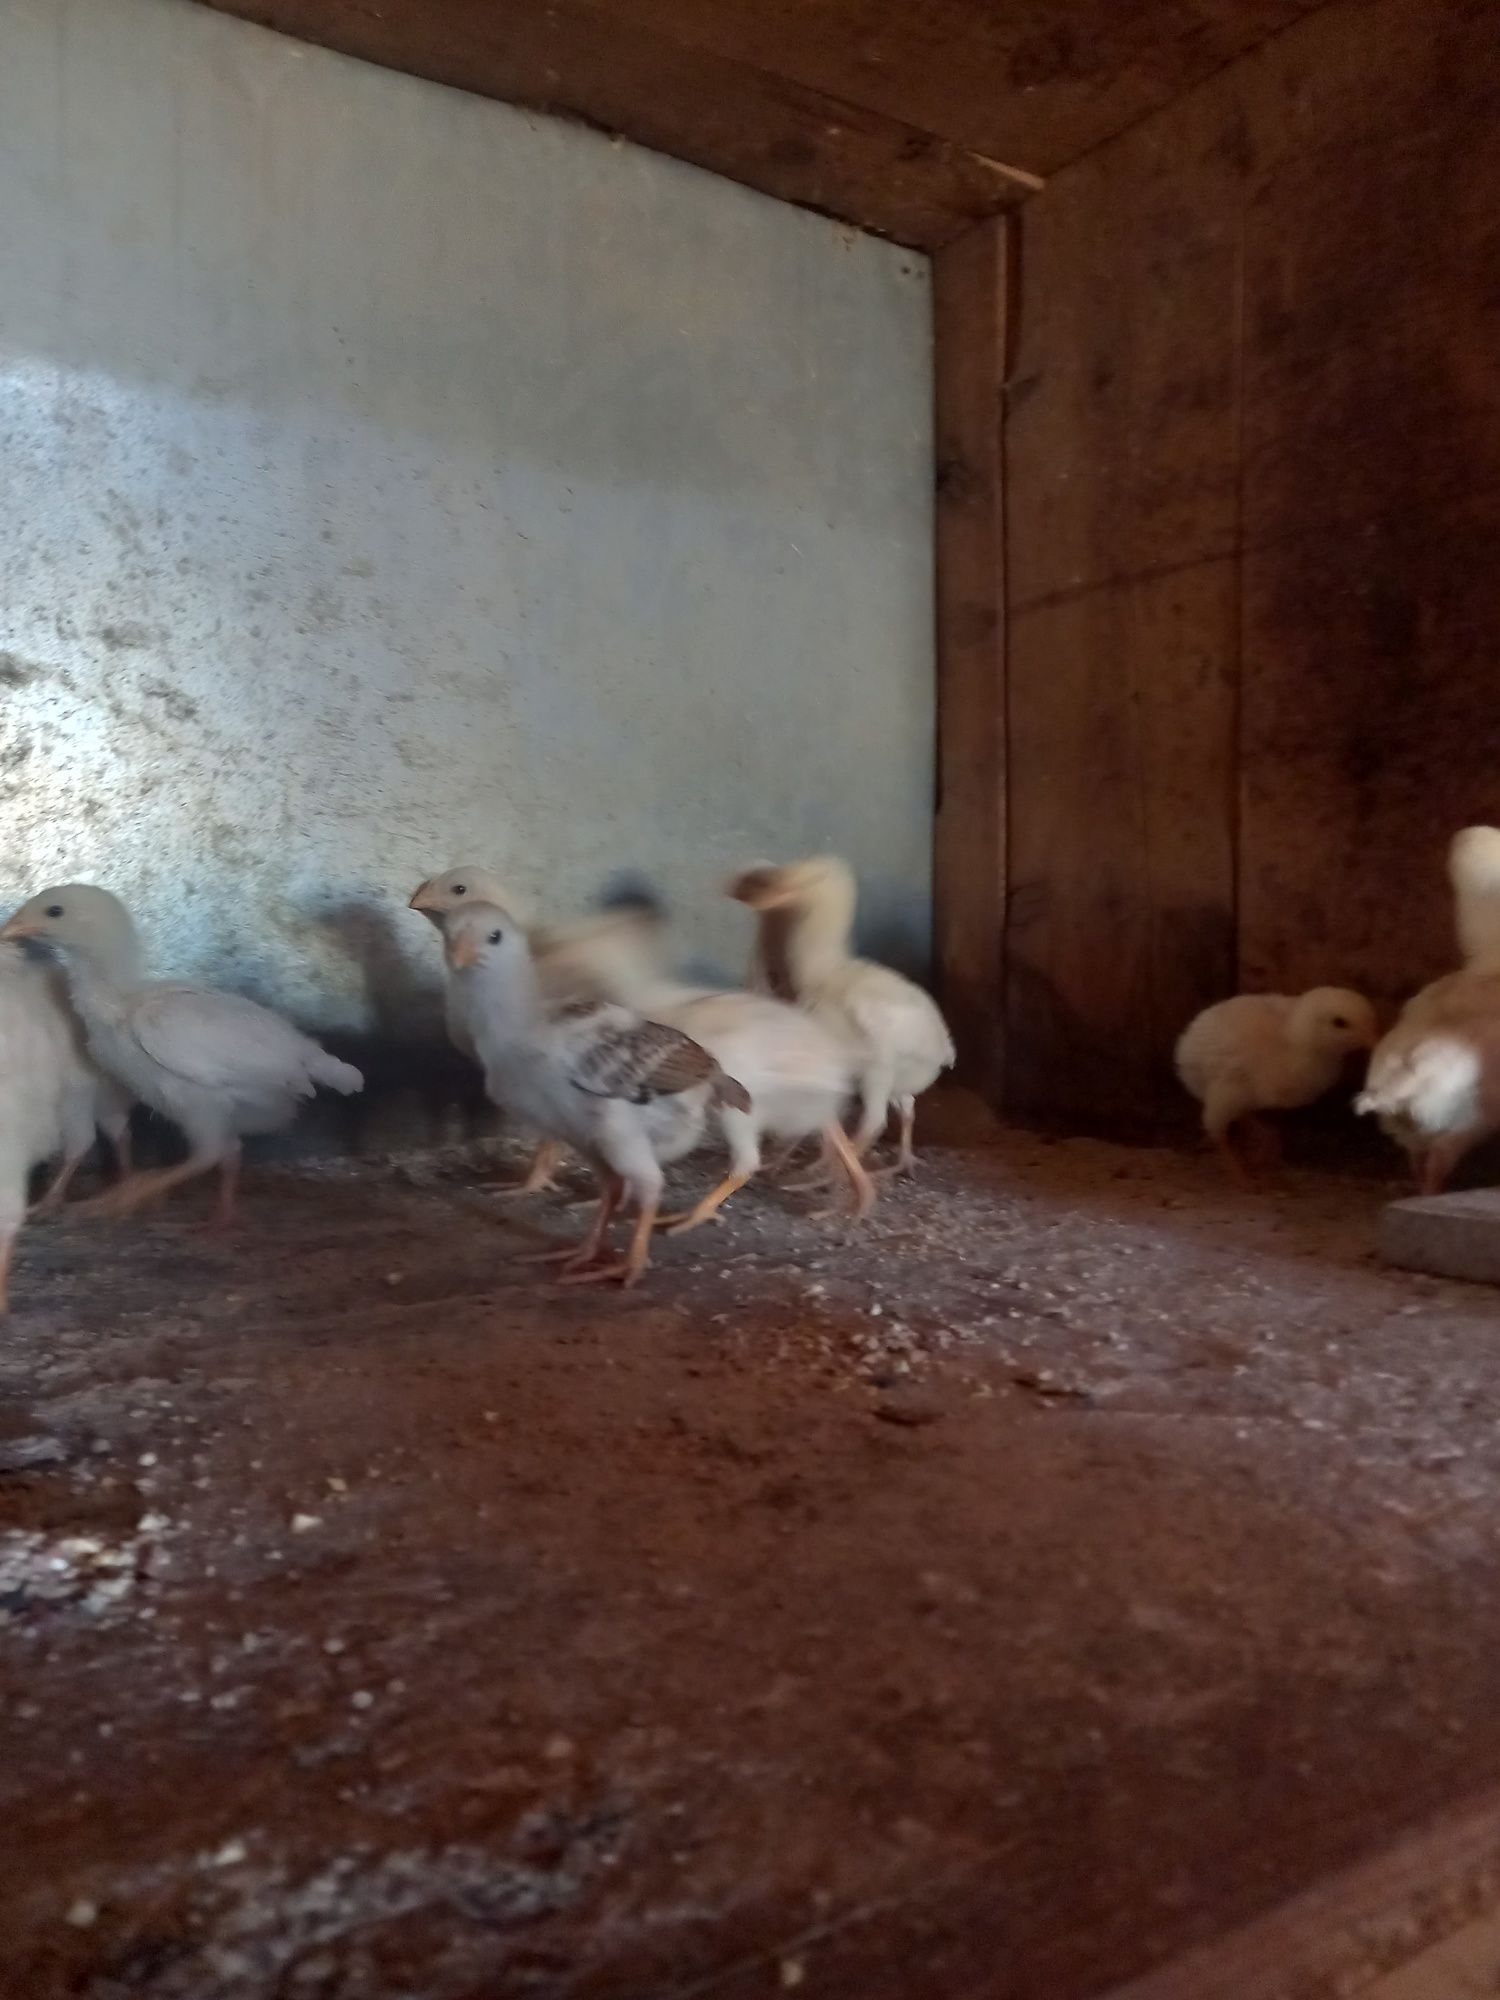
left=1203, top=1089, right=1256, bottom=1188
left=0, top=1229, right=14, bottom=1317
left=1420, top=1136, right=1469, bottom=1197
left=68, top=1153, right=221, bottom=1221
left=209, top=1146, right=242, bottom=1231
left=812, top=1120, right=877, bottom=1221
left=658, top=1108, right=761, bottom=1234
left=659, top=1172, right=754, bottom=1235
left=110, top=1124, right=133, bottom=1183
left=28, top=1146, right=91, bottom=1219
left=523, top=1173, right=622, bottom=1269
left=494, top=1137, right=567, bottom=1199
left=866, top=1096, right=920, bottom=1181
left=563, top=1196, right=659, bottom=1289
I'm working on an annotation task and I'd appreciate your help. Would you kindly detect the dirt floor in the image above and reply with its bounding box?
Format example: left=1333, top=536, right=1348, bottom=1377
left=4, top=1126, right=1500, bottom=2000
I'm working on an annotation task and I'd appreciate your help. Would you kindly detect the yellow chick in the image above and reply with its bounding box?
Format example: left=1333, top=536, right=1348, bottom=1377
left=1175, top=988, right=1377, bottom=1181
left=1355, top=827, right=1500, bottom=1192
left=728, top=856, right=954, bottom=1175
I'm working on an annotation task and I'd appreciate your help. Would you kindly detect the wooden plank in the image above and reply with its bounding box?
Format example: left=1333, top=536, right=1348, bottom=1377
left=569, top=0, right=1321, bottom=178
left=1238, top=493, right=1500, bottom=1008
left=1005, top=559, right=1237, bottom=1130
left=1241, top=81, right=1500, bottom=545
left=192, top=0, right=1020, bottom=248
left=1005, top=76, right=1244, bottom=610
left=932, top=216, right=1007, bottom=1099
left=1104, top=1784, right=1500, bottom=2000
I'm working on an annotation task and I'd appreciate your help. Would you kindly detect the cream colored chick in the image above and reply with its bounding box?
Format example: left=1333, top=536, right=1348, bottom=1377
left=1175, top=988, right=1377, bottom=1180
left=3, top=886, right=363, bottom=1226
left=1450, top=825, right=1500, bottom=970
left=1355, top=828, right=1500, bottom=1192
left=5, top=883, right=138, bottom=1203
left=443, top=902, right=749, bottom=1287
left=409, top=866, right=672, bottom=1194
left=729, top=857, right=954, bottom=1174
left=0, top=942, right=103, bottom=1311
left=554, top=901, right=874, bottom=1231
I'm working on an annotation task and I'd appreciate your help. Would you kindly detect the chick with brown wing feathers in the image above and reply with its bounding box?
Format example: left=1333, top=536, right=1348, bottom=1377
left=442, top=902, right=749, bottom=1287
left=409, top=866, right=674, bottom=1198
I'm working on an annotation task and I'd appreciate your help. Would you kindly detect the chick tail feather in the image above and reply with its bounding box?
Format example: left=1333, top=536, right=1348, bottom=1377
left=711, top=1069, right=752, bottom=1115
left=1450, top=826, right=1500, bottom=970
left=312, top=1051, right=365, bottom=1095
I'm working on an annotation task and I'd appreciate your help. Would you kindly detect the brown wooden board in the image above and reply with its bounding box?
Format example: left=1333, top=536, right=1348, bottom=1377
left=1005, top=80, right=1244, bottom=613
left=1238, top=492, right=1500, bottom=1008
left=193, top=0, right=1021, bottom=248
left=1006, top=558, right=1237, bottom=1129
left=932, top=217, right=1007, bottom=1096
left=1104, top=1783, right=1500, bottom=2000
left=560, top=0, right=1322, bottom=178
left=1003, top=0, right=1500, bottom=1126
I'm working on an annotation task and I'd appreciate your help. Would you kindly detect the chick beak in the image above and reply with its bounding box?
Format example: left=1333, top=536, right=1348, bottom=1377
left=0, top=916, right=42, bottom=943
left=408, top=881, right=438, bottom=913
left=727, top=868, right=780, bottom=909
left=446, top=931, right=480, bottom=971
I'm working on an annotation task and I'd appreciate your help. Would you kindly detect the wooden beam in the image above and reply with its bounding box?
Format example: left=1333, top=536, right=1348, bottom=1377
left=1104, top=1784, right=1500, bottom=2000
left=932, top=216, right=1008, bottom=1102
left=192, top=0, right=1019, bottom=249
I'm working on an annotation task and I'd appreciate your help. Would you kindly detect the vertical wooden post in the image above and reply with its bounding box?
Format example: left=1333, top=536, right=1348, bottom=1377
left=932, top=215, right=1008, bottom=1106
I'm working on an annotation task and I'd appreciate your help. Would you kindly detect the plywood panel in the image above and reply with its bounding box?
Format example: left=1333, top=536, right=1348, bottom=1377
left=1006, top=82, right=1243, bottom=610
left=559, top=0, right=1320, bottom=177
left=1006, top=560, right=1237, bottom=1127
left=1243, top=117, right=1500, bottom=544
left=1239, top=494, right=1500, bottom=1006
left=933, top=218, right=1007, bottom=1094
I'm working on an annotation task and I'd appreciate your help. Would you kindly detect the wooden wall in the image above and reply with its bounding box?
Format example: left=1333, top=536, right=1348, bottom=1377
left=1001, top=0, right=1500, bottom=1129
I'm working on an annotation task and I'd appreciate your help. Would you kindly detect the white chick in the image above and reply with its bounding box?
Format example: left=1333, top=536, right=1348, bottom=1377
left=1175, top=987, right=1378, bottom=1180
left=1355, top=828, right=1500, bottom=1192
left=442, top=902, right=750, bottom=1286
left=5, top=883, right=138, bottom=1204
left=555, top=905, right=875, bottom=1230
left=408, top=866, right=672, bottom=1195
left=729, top=857, right=955, bottom=1174
left=1450, top=825, right=1500, bottom=970
left=2, top=886, right=363, bottom=1225
left=0, top=943, right=103, bottom=1312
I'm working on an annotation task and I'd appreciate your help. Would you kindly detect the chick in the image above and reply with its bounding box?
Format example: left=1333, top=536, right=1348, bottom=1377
left=442, top=902, right=749, bottom=1286
left=409, top=866, right=672, bottom=1195
left=556, top=907, right=874, bottom=1230
left=0, top=943, right=103, bottom=1312
left=1450, top=825, right=1500, bottom=970
left=1174, top=987, right=1378, bottom=1181
left=729, top=856, right=954, bottom=1174
left=1, top=886, right=363, bottom=1225
left=1355, top=828, right=1500, bottom=1192
left=5, top=883, right=138, bottom=1204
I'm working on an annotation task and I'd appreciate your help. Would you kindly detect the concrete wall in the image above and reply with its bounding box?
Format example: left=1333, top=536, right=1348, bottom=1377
left=0, top=0, right=933, bottom=1138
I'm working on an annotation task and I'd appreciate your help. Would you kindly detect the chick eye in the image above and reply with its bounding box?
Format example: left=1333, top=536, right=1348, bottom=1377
left=45, top=904, right=63, bottom=918
left=1333, top=1016, right=1349, bottom=1028
left=453, top=883, right=467, bottom=896
left=487, top=928, right=503, bottom=945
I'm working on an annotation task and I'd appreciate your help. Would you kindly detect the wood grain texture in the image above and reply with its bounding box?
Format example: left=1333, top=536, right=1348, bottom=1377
left=932, top=217, right=1007, bottom=1095
left=1104, top=1784, right=1500, bottom=2000
left=537, top=0, right=1322, bottom=176
left=1004, top=0, right=1500, bottom=1124
left=1005, top=81, right=1244, bottom=610
left=193, top=0, right=1021, bottom=247
left=1006, top=560, right=1237, bottom=1129
left=1239, top=494, right=1500, bottom=1007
